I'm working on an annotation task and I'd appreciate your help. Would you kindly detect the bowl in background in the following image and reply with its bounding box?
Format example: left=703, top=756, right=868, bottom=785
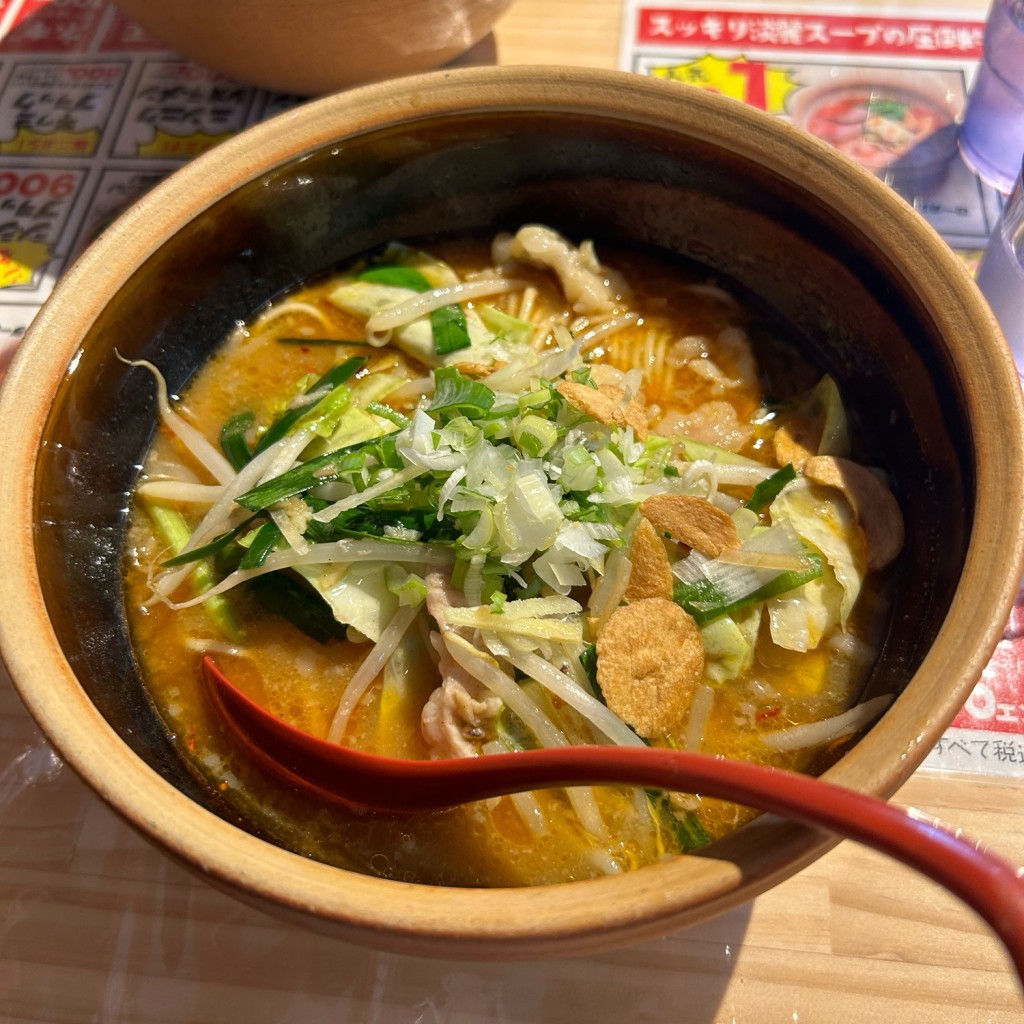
left=0, top=66, right=1022, bottom=959
left=109, top=0, right=516, bottom=95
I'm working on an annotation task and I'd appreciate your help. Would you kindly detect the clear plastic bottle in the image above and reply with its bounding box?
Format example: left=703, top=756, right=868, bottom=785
left=959, top=0, right=1024, bottom=193
left=976, top=161, right=1024, bottom=373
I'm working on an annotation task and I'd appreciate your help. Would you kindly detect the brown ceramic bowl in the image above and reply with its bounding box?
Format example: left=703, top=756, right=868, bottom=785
left=1, top=66, right=1022, bottom=960
left=110, top=0, right=515, bottom=94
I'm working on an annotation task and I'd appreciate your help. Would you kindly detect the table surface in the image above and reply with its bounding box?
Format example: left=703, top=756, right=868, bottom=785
left=1, top=0, right=1023, bottom=1021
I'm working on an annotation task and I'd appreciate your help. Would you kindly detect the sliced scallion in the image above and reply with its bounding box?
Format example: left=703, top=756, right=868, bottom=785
left=428, top=366, right=496, bottom=418
left=429, top=303, right=472, bottom=355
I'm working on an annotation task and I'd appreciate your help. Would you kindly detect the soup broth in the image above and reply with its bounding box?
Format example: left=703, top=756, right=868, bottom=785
left=124, top=228, right=900, bottom=886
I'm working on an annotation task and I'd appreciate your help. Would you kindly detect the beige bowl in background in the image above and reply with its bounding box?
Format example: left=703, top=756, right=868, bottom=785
left=110, top=0, right=516, bottom=94
left=0, top=66, right=1022, bottom=959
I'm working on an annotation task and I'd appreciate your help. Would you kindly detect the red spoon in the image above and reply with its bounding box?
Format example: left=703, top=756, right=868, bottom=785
left=202, top=655, right=1024, bottom=987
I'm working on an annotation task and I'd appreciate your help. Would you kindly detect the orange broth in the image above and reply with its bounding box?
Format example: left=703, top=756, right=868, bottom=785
left=124, top=237, right=892, bottom=886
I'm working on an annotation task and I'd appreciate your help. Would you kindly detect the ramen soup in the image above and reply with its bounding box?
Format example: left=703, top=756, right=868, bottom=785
left=802, top=86, right=949, bottom=169
left=124, top=226, right=903, bottom=886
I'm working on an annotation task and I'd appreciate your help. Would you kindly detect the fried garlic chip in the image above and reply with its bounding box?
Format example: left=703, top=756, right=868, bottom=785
left=623, top=517, right=673, bottom=603
left=803, top=455, right=904, bottom=571
left=556, top=380, right=649, bottom=440
left=639, top=493, right=740, bottom=557
left=453, top=360, right=506, bottom=378
left=596, top=598, right=704, bottom=739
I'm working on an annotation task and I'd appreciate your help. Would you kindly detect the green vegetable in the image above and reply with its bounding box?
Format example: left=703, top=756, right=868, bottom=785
left=673, top=552, right=824, bottom=626
left=158, top=517, right=255, bottom=568
left=145, top=503, right=241, bottom=641
left=357, top=265, right=431, bottom=291
left=365, top=401, right=410, bottom=428
left=428, top=366, right=496, bottom=418
left=248, top=573, right=346, bottom=644
left=496, top=705, right=538, bottom=752
left=512, top=414, right=558, bottom=458
left=235, top=438, right=396, bottom=512
left=253, top=356, right=367, bottom=455
left=220, top=411, right=254, bottom=470
left=239, top=520, right=281, bottom=570
left=430, top=303, right=472, bottom=355
left=745, top=463, right=796, bottom=513
left=648, top=791, right=712, bottom=852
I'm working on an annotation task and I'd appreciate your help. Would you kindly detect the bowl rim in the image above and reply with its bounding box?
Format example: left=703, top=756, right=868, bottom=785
left=1, top=64, right=1022, bottom=958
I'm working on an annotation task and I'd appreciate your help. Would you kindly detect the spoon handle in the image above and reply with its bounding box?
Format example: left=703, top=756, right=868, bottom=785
left=205, top=656, right=1024, bottom=989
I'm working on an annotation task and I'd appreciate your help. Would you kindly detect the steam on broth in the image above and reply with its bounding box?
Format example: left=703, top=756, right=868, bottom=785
left=124, top=226, right=903, bottom=886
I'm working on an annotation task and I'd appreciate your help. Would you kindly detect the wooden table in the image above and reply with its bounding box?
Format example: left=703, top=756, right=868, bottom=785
left=1, top=0, right=1022, bottom=1021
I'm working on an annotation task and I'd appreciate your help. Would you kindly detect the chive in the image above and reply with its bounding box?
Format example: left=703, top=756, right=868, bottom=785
left=252, top=356, right=367, bottom=455
left=234, top=445, right=369, bottom=511
left=745, top=463, right=796, bottom=513
left=247, top=573, right=345, bottom=644
left=220, top=411, right=254, bottom=470
left=672, top=552, right=824, bottom=626
left=276, top=337, right=373, bottom=347
left=430, top=304, right=472, bottom=354
left=159, top=517, right=255, bottom=567
left=239, top=520, right=281, bottom=570
left=145, top=503, right=242, bottom=641
left=235, top=432, right=403, bottom=513
left=356, top=266, right=431, bottom=291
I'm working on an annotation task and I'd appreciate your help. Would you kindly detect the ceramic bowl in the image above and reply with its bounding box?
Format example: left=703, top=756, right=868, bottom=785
left=109, top=0, right=516, bottom=94
left=1, top=66, right=1022, bottom=960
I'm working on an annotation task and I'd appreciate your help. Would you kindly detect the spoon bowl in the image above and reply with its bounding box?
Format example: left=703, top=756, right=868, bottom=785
left=204, top=656, right=1024, bottom=988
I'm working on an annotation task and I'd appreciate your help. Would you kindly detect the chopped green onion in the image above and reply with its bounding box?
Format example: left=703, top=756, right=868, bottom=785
left=428, top=366, right=496, bottom=418
left=234, top=442, right=378, bottom=512
left=365, top=401, right=410, bottom=428
left=512, top=414, right=558, bottom=458
left=430, top=303, right=472, bottom=355
left=159, top=517, right=255, bottom=567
